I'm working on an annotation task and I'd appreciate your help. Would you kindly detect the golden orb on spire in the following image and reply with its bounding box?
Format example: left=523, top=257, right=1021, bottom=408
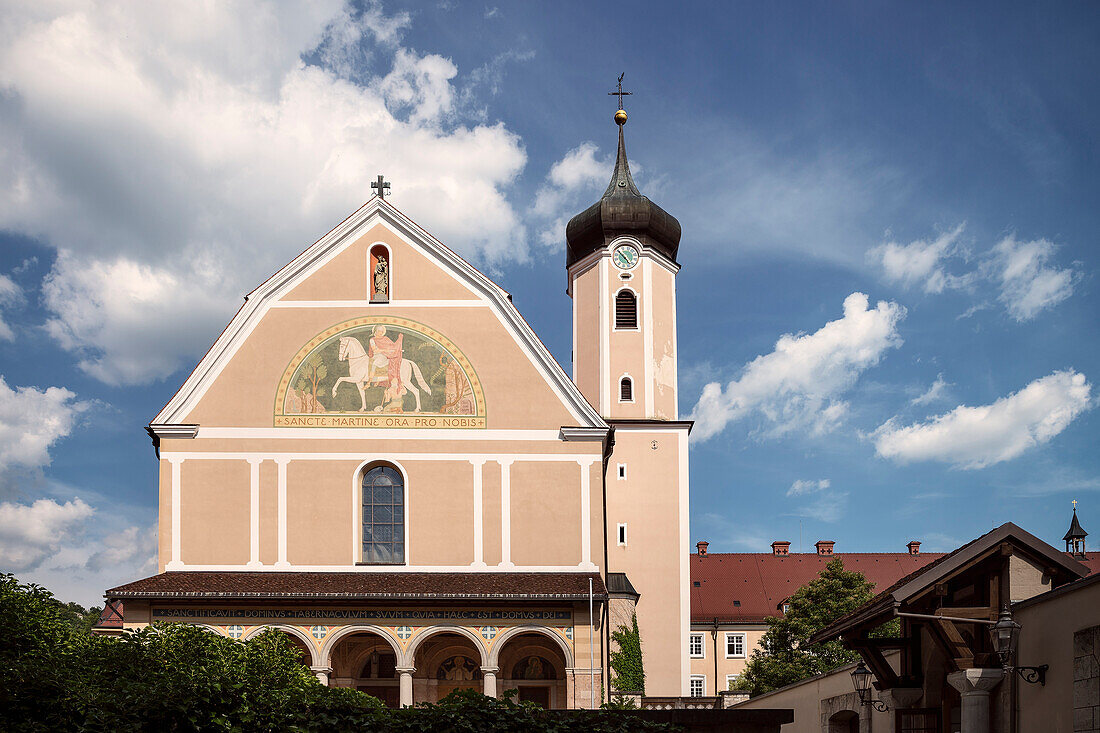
left=615, top=109, right=628, bottom=125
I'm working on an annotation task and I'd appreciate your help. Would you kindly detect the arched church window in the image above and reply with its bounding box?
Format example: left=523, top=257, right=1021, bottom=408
left=615, top=289, right=637, bottom=329
left=362, top=465, right=404, bottom=564
left=370, top=245, right=390, bottom=302
left=619, top=376, right=633, bottom=402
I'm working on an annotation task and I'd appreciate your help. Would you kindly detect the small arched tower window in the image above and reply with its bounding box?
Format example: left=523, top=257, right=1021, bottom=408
left=362, top=464, right=404, bottom=564
left=619, top=376, right=633, bottom=402
left=615, top=289, right=637, bottom=329
left=370, top=245, right=390, bottom=302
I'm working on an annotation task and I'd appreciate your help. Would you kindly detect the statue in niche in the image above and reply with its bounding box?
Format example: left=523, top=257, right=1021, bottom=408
left=373, top=255, right=389, bottom=301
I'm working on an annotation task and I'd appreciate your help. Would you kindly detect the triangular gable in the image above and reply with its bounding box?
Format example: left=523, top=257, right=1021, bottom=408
left=152, top=198, right=605, bottom=429
left=811, top=522, right=1090, bottom=643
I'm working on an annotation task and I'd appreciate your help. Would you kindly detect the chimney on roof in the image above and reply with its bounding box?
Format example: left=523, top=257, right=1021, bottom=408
left=771, top=540, right=791, bottom=556
left=815, top=540, right=835, bottom=555
left=907, top=541, right=921, bottom=556
left=696, top=540, right=709, bottom=556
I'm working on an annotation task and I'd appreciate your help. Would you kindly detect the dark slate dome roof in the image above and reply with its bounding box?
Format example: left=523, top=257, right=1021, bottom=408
left=565, top=117, right=681, bottom=267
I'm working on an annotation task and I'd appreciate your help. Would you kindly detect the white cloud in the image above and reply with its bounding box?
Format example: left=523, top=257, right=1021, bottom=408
left=991, top=236, right=1079, bottom=321
left=0, top=497, right=94, bottom=571
left=532, top=142, right=612, bottom=248
left=0, top=375, right=86, bottom=474
left=786, top=478, right=831, bottom=496
left=0, top=0, right=528, bottom=384
left=871, top=224, right=968, bottom=294
left=0, top=274, right=20, bottom=341
left=873, top=370, right=1092, bottom=469
left=691, top=292, right=906, bottom=440
left=911, top=374, right=950, bottom=406
left=784, top=479, right=846, bottom=522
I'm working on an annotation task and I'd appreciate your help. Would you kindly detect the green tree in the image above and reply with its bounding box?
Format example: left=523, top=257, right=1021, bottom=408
left=734, top=558, right=897, bottom=696
left=609, top=613, right=645, bottom=694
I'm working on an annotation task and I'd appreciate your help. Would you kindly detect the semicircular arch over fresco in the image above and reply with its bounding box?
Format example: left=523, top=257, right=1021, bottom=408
left=274, top=317, right=486, bottom=429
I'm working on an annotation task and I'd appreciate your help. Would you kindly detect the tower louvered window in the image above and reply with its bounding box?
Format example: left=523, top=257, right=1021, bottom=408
left=620, top=377, right=633, bottom=402
left=615, top=290, right=637, bottom=329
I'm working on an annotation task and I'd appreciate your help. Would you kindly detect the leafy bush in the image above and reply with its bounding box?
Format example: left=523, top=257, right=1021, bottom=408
left=0, top=575, right=675, bottom=732
left=609, top=613, right=645, bottom=694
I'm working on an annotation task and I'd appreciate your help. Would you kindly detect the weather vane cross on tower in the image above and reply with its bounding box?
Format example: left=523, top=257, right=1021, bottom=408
left=371, top=174, right=391, bottom=200
left=608, top=73, right=632, bottom=110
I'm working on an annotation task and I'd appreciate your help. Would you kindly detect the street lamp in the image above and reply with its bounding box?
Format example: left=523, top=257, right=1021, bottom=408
left=988, top=605, right=1047, bottom=685
left=850, top=662, right=888, bottom=712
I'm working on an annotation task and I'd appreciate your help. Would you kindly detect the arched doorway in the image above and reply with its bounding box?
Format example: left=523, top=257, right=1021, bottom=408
left=828, top=709, right=860, bottom=733
left=409, top=629, right=487, bottom=705
left=325, top=629, right=402, bottom=707
left=494, top=631, right=569, bottom=709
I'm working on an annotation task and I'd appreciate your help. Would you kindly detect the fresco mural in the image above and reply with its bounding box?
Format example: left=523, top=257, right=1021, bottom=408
left=274, top=317, right=486, bottom=428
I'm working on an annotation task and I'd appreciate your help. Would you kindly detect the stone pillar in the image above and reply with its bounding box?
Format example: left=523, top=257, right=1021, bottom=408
left=397, top=667, right=415, bottom=707
left=482, top=667, right=499, bottom=698
left=310, top=666, right=332, bottom=686
left=948, top=668, right=1004, bottom=733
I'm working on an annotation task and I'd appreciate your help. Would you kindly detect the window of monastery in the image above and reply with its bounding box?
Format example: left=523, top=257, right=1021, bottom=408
left=617, top=523, right=628, bottom=546
left=689, top=633, right=704, bottom=658
left=617, top=463, right=626, bottom=480
left=689, top=676, right=706, bottom=697
left=362, top=465, right=405, bottom=564
left=614, top=289, right=638, bottom=329
left=725, top=632, right=746, bottom=658
left=726, top=674, right=739, bottom=691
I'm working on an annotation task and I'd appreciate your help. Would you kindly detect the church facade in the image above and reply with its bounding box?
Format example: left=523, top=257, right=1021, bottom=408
left=103, top=110, right=691, bottom=708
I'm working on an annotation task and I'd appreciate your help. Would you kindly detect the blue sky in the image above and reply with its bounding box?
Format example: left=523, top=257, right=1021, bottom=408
left=0, top=1, right=1097, bottom=606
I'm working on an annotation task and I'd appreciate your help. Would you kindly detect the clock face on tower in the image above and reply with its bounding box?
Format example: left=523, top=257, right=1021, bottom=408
left=612, top=244, right=640, bottom=270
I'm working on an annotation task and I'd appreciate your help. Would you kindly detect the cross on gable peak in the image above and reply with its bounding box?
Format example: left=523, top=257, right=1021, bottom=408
left=371, top=174, right=391, bottom=200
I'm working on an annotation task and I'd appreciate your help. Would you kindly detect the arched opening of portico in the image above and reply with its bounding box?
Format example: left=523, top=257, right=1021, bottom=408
left=326, top=630, right=402, bottom=707
left=495, top=632, right=569, bottom=709
left=828, top=709, right=860, bottom=733
left=409, top=630, right=486, bottom=705
left=242, top=626, right=315, bottom=667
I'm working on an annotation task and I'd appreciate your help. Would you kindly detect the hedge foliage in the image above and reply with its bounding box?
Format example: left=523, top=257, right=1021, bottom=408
left=1, top=575, right=675, bottom=732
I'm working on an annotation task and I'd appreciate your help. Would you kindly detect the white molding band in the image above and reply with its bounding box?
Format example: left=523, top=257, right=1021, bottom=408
left=471, top=459, right=486, bottom=569
left=160, top=452, right=602, bottom=463
left=579, top=460, right=597, bottom=570
left=643, top=257, right=654, bottom=416
left=150, top=424, right=199, bottom=440
left=599, top=259, right=610, bottom=414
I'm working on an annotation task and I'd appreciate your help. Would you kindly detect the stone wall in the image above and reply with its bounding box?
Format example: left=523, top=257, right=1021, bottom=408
left=1076, top=625, right=1100, bottom=733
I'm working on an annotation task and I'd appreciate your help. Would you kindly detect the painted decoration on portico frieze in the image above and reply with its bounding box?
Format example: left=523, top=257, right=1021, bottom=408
left=274, top=317, right=486, bottom=428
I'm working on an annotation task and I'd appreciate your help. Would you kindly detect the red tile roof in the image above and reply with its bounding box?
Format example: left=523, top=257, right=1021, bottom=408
left=93, top=599, right=124, bottom=629
left=106, top=571, right=607, bottom=601
left=690, top=552, right=945, bottom=624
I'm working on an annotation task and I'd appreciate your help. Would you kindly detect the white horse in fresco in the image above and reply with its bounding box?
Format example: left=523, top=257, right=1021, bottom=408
left=330, top=336, right=431, bottom=412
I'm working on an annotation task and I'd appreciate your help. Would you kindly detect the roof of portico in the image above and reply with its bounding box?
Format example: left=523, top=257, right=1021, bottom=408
left=106, top=571, right=607, bottom=602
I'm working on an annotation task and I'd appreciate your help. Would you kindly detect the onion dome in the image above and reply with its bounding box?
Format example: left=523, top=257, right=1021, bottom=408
left=565, top=110, right=681, bottom=268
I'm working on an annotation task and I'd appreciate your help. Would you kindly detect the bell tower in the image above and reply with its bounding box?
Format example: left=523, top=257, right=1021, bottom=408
left=566, top=105, right=682, bottom=420
left=566, top=91, right=691, bottom=697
